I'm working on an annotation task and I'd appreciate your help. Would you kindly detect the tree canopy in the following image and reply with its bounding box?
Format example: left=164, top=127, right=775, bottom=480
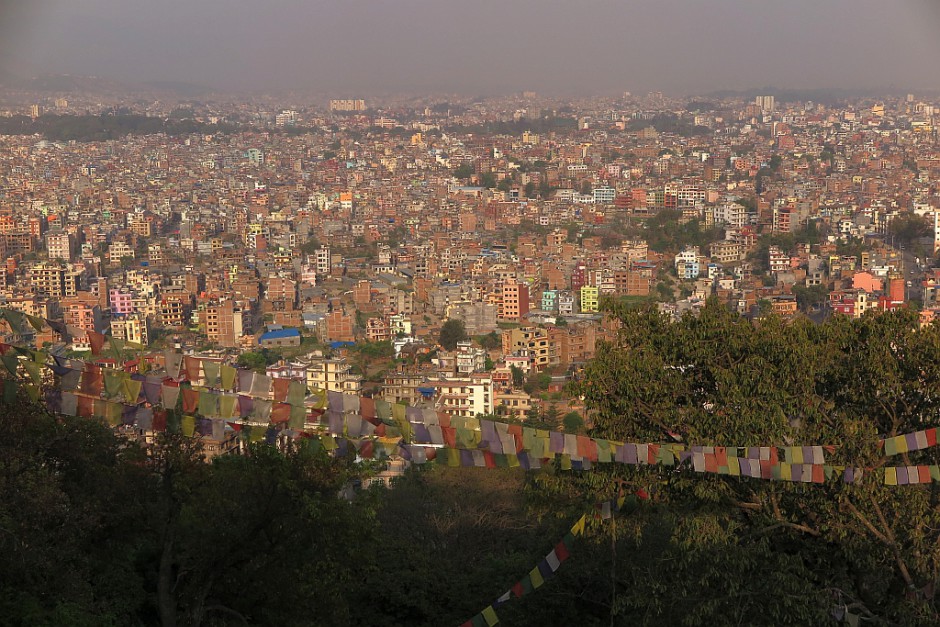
left=439, top=319, right=468, bottom=351
left=560, top=299, right=940, bottom=625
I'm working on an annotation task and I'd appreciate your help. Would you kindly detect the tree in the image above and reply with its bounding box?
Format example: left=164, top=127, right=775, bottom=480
left=237, top=350, right=275, bottom=373
left=438, top=319, right=468, bottom=351
left=562, top=411, right=585, bottom=433
left=476, top=331, right=501, bottom=350
left=888, top=213, right=931, bottom=247
left=0, top=390, right=375, bottom=626
left=561, top=299, right=940, bottom=624
left=510, top=365, right=525, bottom=388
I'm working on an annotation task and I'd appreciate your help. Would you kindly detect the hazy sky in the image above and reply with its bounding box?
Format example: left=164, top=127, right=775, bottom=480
left=2, top=0, right=940, bottom=95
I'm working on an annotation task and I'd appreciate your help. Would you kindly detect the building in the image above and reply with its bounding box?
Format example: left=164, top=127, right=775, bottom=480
left=28, top=263, right=81, bottom=298
left=329, top=99, right=366, bottom=112
left=259, top=328, right=301, bottom=348
left=206, top=300, right=246, bottom=348
left=110, top=314, right=150, bottom=345
left=499, top=278, right=530, bottom=322
left=502, top=326, right=555, bottom=371
left=580, top=285, right=599, bottom=313
left=429, top=373, right=494, bottom=418
left=306, top=357, right=362, bottom=394
left=45, top=232, right=73, bottom=262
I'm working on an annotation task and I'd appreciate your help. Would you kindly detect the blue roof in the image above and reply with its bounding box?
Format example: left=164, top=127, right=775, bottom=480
left=259, top=328, right=301, bottom=343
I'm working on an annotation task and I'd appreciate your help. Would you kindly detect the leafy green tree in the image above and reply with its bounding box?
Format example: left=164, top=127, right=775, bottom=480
left=510, top=365, right=525, bottom=388
left=888, top=213, right=931, bottom=247
left=792, top=284, right=830, bottom=312
left=560, top=300, right=940, bottom=625
left=476, top=331, right=501, bottom=350
left=454, top=163, right=475, bottom=179
left=439, top=319, right=468, bottom=351
left=237, top=350, right=273, bottom=373
left=562, top=411, right=585, bottom=433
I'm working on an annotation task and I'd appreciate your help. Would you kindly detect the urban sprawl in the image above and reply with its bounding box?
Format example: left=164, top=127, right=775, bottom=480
left=3, top=87, right=940, bottom=458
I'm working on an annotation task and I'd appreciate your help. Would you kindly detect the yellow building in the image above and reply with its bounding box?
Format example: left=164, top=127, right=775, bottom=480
left=580, top=285, right=599, bottom=313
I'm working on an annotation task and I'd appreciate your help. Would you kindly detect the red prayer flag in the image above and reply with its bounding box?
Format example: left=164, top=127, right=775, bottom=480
left=919, top=466, right=932, bottom=484
left=647, top=443, right=659, bottom=464
left=443, top=426, right=457, bottom=448
left=483, top=450, right=496, bottom=468
left=928, top=428, right=938, bottom=448
left=272, top=378, right=289, bottom=402
left=554, top=540, right=570, bottom=562
left=715, top=447, right=728, bottom=467
left=181, top=388, right=199, bottom=413
left=152, top=409, right=167, bottom=432
left=812, top=465, right=825, bottom=484
left=184, top=356, right=201, bottom=381
left=271, top=402, right=291, bottom=424
left=704, top=453, right=718, bottom=474
left=88, top=331, right=106, bottom=356
left=511, top=582, right=525, bottom=598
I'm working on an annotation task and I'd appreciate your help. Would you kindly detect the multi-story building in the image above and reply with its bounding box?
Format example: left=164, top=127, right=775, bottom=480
left=502, top=326, right=555, bottom=371
left=580, top=285, right=599, bottom=312
left=205, top=300, right=246, bottom=348
left=45, top=232, right=73, bottom=262
left=28, top=263, right=81, bottom=298
left=62, top=296, right=102, bottom=333
left=159, top=297, right=187, bottom=328
left=110, top=314, right=149, bottom=346
left=499, top=278, right=530, bottom=322
left=428, top=373, right=494, bottom=418
left=306, top=357, right=362, bottom=394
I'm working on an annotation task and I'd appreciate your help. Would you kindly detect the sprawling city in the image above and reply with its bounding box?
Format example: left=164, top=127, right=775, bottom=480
left=3, top=2, right=940, bottom=626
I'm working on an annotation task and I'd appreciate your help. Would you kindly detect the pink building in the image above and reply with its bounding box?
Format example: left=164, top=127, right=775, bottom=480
left=109, top=288, right=135, bottom=315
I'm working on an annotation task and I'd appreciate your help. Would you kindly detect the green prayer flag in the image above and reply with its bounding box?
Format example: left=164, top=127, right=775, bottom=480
left=2, top=379, right=17, bottom=404
left=198, top=390, right=218, bottom=417
left=220, top=364, right=237, bottom=390
left=108, top=336, right=126, bottom=361
left=931, top=466, right=940, bottom=482
left=26, top=313, right=45, bottom=332
left=219, top=394, right=238, bottom=419
left=1, top=354, right=19, bottom=376
left=103, top=370, right=124, bottom=399
left=24, top=383, right=40, bottom=402
left=287, top=380, right=306, bottom=406
left=202, top=360, right=220, bottom=387
left=290, top=403, right=306, bottom=428
left=181, top=414, right=196, bottom=437
left=520, top=575, right=534, bottom=595
left=123, top=378, right=142, bottom=403
left=22, top=360, right=41, bottom=385
left=884, top=436, right=898, bottom=457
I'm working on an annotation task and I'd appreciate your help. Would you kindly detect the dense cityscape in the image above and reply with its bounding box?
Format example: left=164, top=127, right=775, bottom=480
left=5, top=1, right=940, bottom=625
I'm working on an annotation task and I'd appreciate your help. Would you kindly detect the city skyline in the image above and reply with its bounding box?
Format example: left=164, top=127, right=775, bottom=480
left=2, top=0, right=940, bottom=96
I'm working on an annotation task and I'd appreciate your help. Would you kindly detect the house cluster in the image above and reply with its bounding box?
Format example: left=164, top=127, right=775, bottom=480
left=2, top=87, right=940, bottom=425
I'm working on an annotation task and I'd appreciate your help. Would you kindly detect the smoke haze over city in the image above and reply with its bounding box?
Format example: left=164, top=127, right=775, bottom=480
left=2, top=0, right=940, bottom=95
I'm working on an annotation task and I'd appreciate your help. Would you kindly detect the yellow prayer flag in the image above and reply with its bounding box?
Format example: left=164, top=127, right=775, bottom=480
left=885, top=467, right=898, bottom=486
left=529, top=566, right=544, bottom=589
left=728, top=456, right=740, bottom=476
left=780, top=463, right=792, bottom=481
left=481, top=606, right=499, bottom=626
left=895, top=435, right=909, bottom=455
left=790, top=447, right=804, bottom=464
left=571, top=514, right=586, bottom=536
